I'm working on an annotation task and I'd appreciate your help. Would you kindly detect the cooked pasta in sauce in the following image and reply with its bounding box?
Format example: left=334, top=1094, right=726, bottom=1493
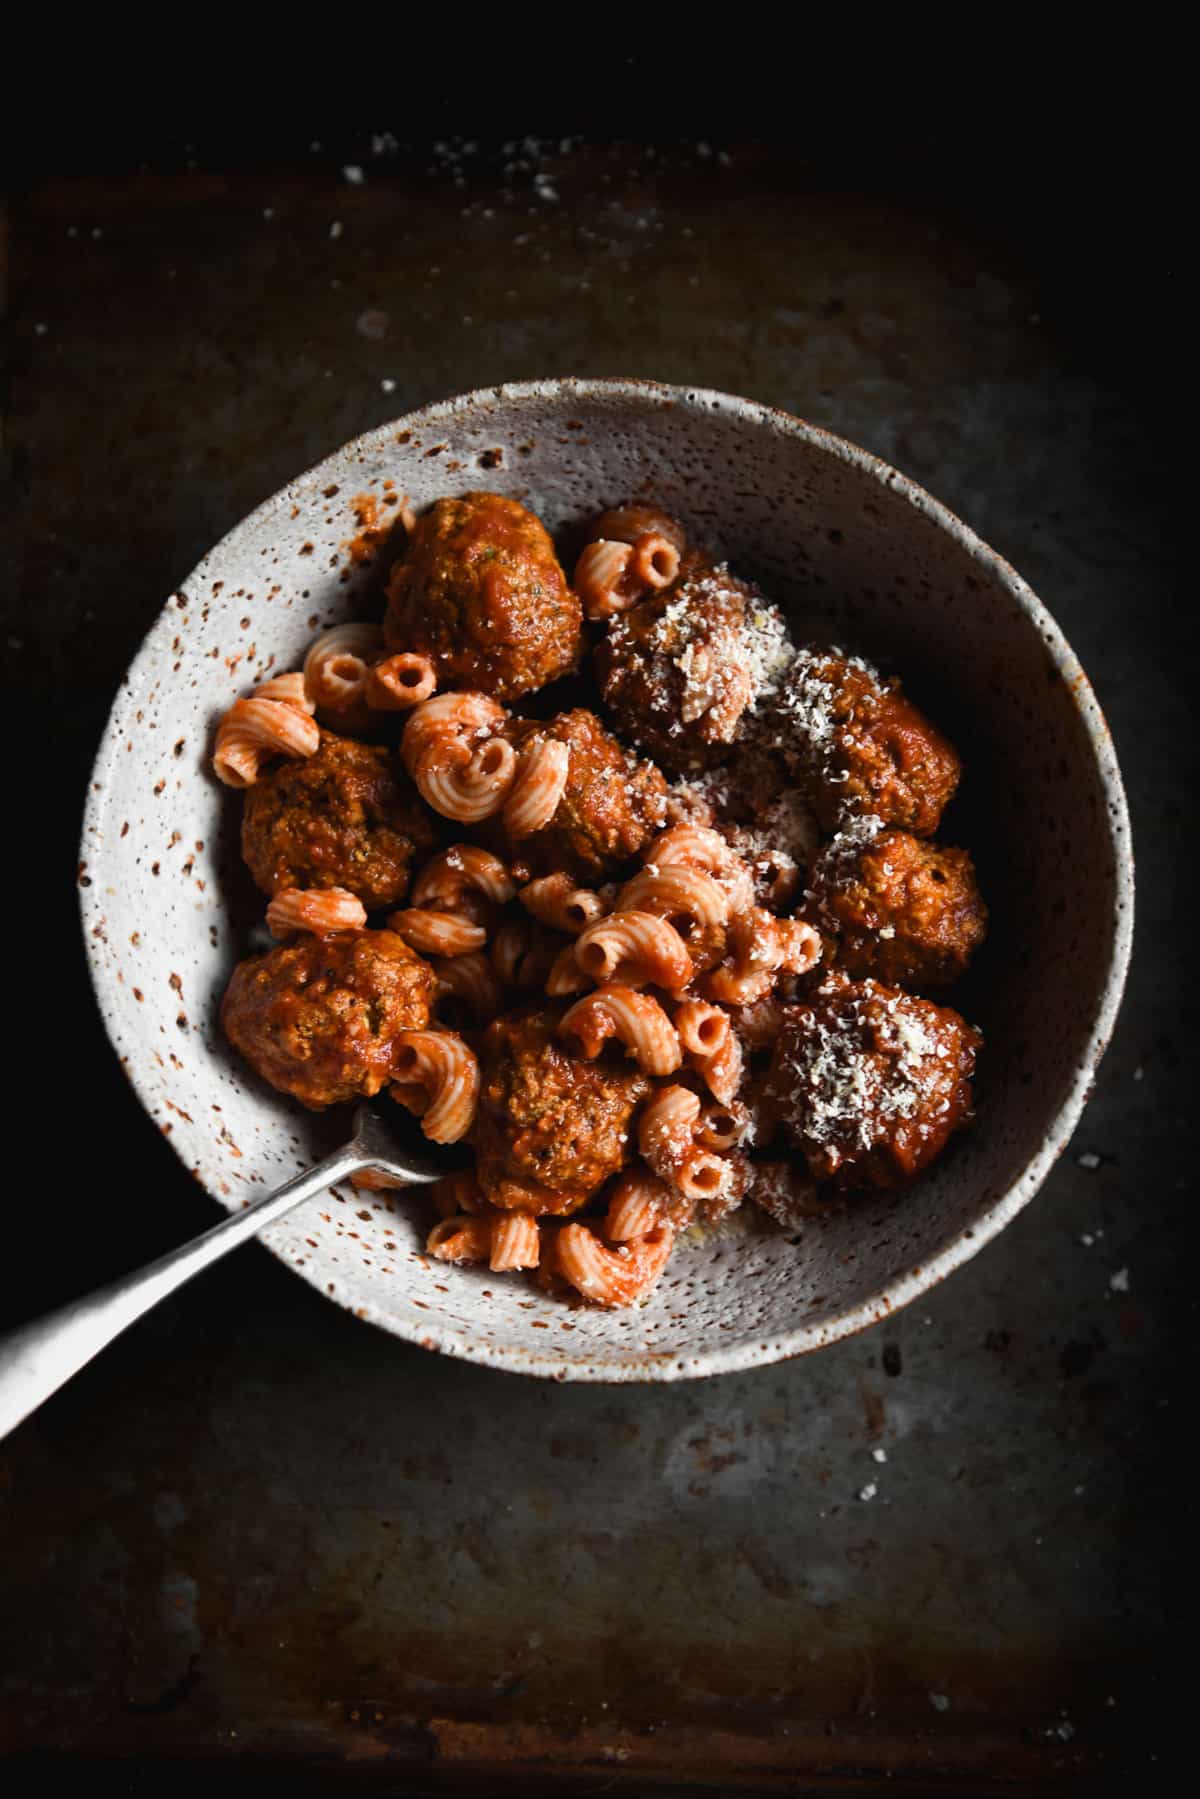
left=213, top=489, right=986, bottom=1309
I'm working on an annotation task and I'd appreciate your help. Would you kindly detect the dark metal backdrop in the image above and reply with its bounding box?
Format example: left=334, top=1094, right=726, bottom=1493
left=2, top=135, right=1193, bottom=1792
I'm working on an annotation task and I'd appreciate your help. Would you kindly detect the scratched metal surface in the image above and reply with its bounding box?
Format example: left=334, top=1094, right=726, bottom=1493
left=2, top=139, right=1193, bottom=1792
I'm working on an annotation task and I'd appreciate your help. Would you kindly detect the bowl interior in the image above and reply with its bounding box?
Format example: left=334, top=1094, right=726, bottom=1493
left=79, top=381, right=1131, bottom=1379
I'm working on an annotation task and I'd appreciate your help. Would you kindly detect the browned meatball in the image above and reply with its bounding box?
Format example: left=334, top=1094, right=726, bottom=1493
left=595, top=551, right=793, bottom=774
left=503, top=708, right=669, bottom=882
left=804, top=821, right=987, bottom=990
left=241, top=730, right=437, bottom=911
left=771, top=648, right=961, bottom=834
left=383, top=492, right=581, bottom=701
left=766, top=974, right=981, bottom=1188
left=473, top=1008, right=651, bottom=1213
left=222, top=930, right=437, bottom=1110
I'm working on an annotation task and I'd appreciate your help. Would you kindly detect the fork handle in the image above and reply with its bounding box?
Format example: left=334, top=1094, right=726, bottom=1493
left=0, top=1143, right=365, bottom=1443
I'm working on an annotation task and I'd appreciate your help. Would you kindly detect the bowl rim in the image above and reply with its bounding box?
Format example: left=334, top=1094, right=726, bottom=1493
left=79, top=376, right=1135, bottom=1381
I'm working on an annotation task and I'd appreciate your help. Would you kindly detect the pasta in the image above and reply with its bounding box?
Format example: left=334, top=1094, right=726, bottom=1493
left=401, top=691, right=517, bottom=823
left=432, top=951, right=504, bottom=1022
left=491, top=918, right=557, bottom=989
left=647, top=823, right=757, bottom=916
left=519, top=873, right=607, bottom=935
left=392, top=846, right=516, bottom=960
left=673, top=997, right=744, bottom=1103
left=604, top=1166, right=673, bottom=1240
left=489, top=1212, right=541, bottom=1272
left=694, top=1025, right=743, bottom=1105
left=617, top=863, right=730, bottom=945
left=387, top=909, right=487, bottom=957
left=212, top=674, right=319, bottom=788
left=303, top=622, right=383, bottom=719
left=266, top=886, right=367, bottom=938
left=411, top=846, right=516, bottom=911
left=431, top=1169, right=488, bottom=1217
left=365, top=651, right=437, bottom=711
left=502, top=737, right=570, bottom=838
left=556, top=1221, right=675, bottom=1306
left=559, top=986, right=682, bottom=1077
left=704, top=908, right=821, bottom=1006
left=545, top=943, right=591, bottom=998
left=390, top=1030, right=480, bottom=1143
left=573, top=507, right=684, bottom=620
left=673, top=999, right=731, bottom=1059
left=637, top=1083, right=701, bottom=1180
left=574, top=911, right=693, bottom=991
left=696, top=1101, right=750, bottom=1151
left=426, top=1215, right=492, bottom=1263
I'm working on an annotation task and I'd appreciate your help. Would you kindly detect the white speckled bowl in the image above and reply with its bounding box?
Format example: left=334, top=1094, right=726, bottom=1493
left=79, top=380, right=1133, bottom=1381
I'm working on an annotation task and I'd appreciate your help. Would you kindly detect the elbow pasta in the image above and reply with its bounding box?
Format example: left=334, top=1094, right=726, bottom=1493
left=637, top=1082, right=740, bottom=1202
left=502, top=737, right=570, bottom=838
left=574, top=911, right=693, bottom=991
left=556, top=1221, right=675, bottom=1306
left=411, top=846, right=516, bottom=911
left=266, top=886, right=367, bottom=938
left=673, top=999, right=731, bottom=1059
left=432, top=951, right=504, bottom=1022
left=365, top=651, right=437, bottom=711
left=519, top=873, right=607, bottom=935
left=388, top=908, right=487, bottom=957
left=617, top=863, right=731, bottom=946
left=696, top=1100, right=750, bottom=1151
left=427, top=1203, right=539, bottom=1271
left=401, top=691, right=517, bottom=823
left=637, top=1083, right=701, bottom=1181
left=545, top=942, right=590, bottom=998
left=573, top=505, right=685, bottom=621
left=647, top=823, right=757, bottom=917
left=431, top=1170, right=488, bottom=1218
left=604, top=1166, right=673, bottom=1240
left=302, top=623, right=384, bottom=718
left=397, top=845, right=516, bottom=958
left=390, top=1030, right=480, bottom=1143
left=559, top=986, right=682, bottom=1077
left=488, top=1212, right=541, bottom=1272
left=689, top=1023, right=744, bottom=1107
left=212, top=673, right=319, bottom=787
left=426, top=1215, right=492, bottom=1263
left=491, top=917, right=558, bottom=990
left=704, top=908, right=822, bottom=1006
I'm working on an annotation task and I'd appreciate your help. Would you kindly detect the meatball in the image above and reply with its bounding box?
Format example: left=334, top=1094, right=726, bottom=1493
left=771, top=648, right=960, bottom=835
left=242, top=730, right=437, bottom=912
left=805, top=821, right=987, bottom=990
left=766, top=974, right=980, bottom=1188
left=595, top=551, right=794, bottom=774
left=504, top=708, right=669, bottom=882
left=383, top=491, right=582, bottom=701
left=473, top=1008, right=651, bottom=1213
left=222, top=929, right=437, bottom=1110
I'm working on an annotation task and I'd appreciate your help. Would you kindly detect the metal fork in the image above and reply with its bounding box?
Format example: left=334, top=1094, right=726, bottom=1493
left=0, top=1103, right=448, bottom=1441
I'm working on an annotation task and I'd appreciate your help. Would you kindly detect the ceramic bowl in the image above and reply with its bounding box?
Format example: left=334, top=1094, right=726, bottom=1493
left=79, top=380, right=1133, bottom=1380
